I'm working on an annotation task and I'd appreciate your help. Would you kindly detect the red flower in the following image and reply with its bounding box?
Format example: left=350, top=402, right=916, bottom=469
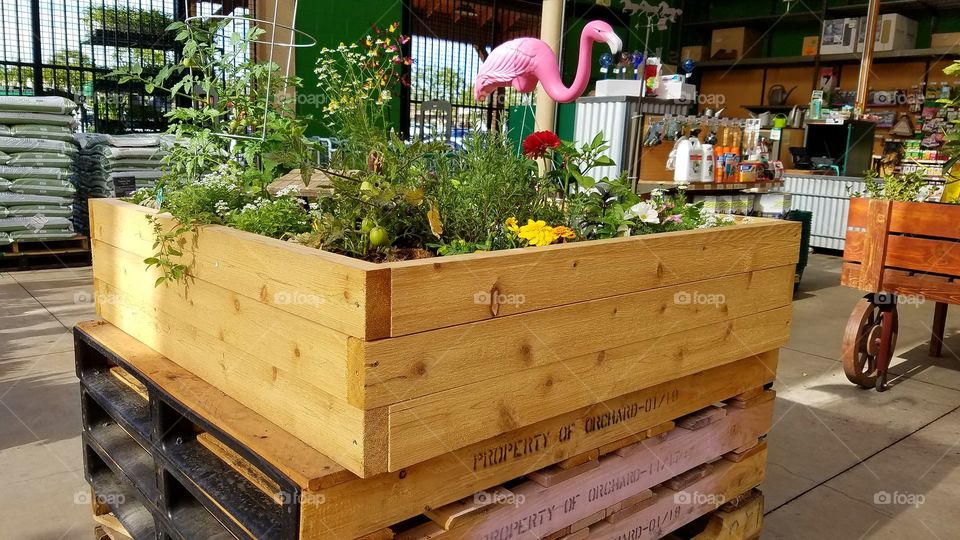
left=522, top=130, right=561, bottom=158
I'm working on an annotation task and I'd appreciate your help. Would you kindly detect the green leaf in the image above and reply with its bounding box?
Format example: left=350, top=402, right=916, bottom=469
left=143, top=257, right=160, bottom=265
left=591, top=131, right=605, bottom=149
left=154, top=276, right=166, bottom=287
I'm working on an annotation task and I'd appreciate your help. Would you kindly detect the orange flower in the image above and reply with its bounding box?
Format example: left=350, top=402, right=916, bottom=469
left=553, top=226, right=575, bottom=240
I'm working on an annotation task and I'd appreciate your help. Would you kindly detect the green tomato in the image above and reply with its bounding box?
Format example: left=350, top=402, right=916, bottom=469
left=368, top=227, right=389, bottom=247
left=359, top=181, right=376, bottom=193
left=360, top=217, right=375, bottom=233
left=181, top=57, right=196, bottom=67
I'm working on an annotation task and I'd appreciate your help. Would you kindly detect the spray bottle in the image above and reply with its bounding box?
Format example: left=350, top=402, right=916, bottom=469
left=687, top=128, right=703, bottom=183
left=702, top=129, right=716, bottom=182
left=715, top=125, right=727, bottom=182
left=671, top=128, right=691, bottom=184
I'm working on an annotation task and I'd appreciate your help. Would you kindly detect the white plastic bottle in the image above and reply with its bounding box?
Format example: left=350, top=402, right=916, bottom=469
left=672, top=135, right=691, bottom=184
left=701, top=141, right=715, bottom=182
left=687, top=131, right=702, bottom=183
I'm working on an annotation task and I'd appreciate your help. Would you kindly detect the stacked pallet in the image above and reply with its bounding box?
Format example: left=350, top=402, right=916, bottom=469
left=0, top=96, right=79, bottom=248
left=72, top=133, right=168, bottom=235
left=75, top=320, right=777, bottom=539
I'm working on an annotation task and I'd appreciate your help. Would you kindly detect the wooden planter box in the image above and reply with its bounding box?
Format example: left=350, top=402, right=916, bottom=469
left=842, top=197, right=960, bottom=298
left=89, top=199, right=799, bottom=478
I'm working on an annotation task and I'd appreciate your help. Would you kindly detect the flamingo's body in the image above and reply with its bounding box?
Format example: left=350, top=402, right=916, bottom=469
left=474, top=20, right=622, bottom=103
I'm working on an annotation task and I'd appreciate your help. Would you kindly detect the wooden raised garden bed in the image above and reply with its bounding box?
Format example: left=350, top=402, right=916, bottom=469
left=89, top=198, right=800, bottom=478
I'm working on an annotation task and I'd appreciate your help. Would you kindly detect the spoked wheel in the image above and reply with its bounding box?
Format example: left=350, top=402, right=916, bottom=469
left=842, top=295, right=899, bottom=389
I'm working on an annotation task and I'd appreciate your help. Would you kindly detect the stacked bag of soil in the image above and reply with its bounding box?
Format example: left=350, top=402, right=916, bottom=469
left=73, top=133, right=169, bottom=235
left=0, top=96, right=79, bottom=247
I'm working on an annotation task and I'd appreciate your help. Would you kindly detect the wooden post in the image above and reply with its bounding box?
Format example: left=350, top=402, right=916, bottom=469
left=930, top=302, right=949, bottom=358
left=861, top=199, right=892, bottom=292
left=535, top=0, right=564, bottom=133
left=854, top=0, right=881, bottom=118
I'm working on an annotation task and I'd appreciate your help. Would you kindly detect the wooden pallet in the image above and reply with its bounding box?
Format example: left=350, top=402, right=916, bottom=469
left=0, top=235, right=91, bottom=269
left=89, top=198, right=799, bottom=477
left=387, top=394, right=773, bottom=539
left=75, top=320, right=778, bottom=539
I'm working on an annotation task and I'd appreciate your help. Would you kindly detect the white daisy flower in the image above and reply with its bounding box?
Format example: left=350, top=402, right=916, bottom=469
left=626, top=201, right=660, bottom=224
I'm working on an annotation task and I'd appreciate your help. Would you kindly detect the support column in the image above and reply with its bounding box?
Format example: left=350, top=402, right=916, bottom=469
left=854, top=0, right=881, bottom=118
left=535, top=0, right=564, bottom=132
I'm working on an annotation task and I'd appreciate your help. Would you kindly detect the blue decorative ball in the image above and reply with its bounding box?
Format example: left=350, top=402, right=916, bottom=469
left=599, top=52, right=614, bottom=68
left=682, top=58, right=696, bottom=74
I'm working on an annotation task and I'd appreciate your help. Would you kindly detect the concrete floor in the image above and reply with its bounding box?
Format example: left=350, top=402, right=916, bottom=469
left=2, top=254, right=960, bottom=538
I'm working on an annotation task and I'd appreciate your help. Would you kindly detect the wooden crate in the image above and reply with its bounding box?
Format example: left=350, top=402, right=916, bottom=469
left=842, top=197, right=960, bottom=301
left=75, top=321, right=778, bottom=539
left=89, top=199, right=799, bottom=477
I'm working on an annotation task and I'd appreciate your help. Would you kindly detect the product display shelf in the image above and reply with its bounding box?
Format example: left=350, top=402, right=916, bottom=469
left=75, top=320, right=780, bottom=539
left=636, top=180, right=784, bottom=192
left=697, top=47, right=960, bottom=69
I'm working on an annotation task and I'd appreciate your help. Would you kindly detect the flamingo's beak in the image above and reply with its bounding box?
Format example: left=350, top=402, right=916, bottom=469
left=605, top=32, right=623, bottom=55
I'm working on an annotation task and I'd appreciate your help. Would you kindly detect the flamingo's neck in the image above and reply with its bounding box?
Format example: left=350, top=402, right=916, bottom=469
left=551, top=30, right=597, bottom=103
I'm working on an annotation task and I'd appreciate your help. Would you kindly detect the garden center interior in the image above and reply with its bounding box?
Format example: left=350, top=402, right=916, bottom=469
left=5, top=0, right=960, bottom=538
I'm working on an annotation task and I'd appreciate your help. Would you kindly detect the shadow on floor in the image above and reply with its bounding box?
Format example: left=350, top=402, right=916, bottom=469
left=0, top=356, right=81, bottom=452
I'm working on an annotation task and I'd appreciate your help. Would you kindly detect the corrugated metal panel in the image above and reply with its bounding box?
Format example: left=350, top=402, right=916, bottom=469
left=784, top=173, right=865, bottom=250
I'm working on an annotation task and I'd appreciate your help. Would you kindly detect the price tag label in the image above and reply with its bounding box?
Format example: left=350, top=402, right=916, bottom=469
left=770, top=128, right=782, bottom=141
left=113, top=176, right=136, bottom=198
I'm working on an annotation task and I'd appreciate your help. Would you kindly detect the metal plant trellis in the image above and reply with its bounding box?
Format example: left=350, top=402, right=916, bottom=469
left=181, top=0, right=316, bottom=142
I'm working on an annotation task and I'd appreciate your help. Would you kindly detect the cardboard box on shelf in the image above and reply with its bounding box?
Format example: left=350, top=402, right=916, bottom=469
left=802, top=36, right=819, bottom=56
left=856, top=14, right=917, bottom=52
left=710, top=27, right=760, bottom=60
left=681, top=45, right=707, bottom=61
left=820, top=18, right=859, bottom=54
left=931, top=32, right=960, bottom=49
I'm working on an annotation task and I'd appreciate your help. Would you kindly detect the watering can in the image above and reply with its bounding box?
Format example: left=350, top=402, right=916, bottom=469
left=772, top=114, right=788, bottom=128
left=767, top=84, right=797, bottom=106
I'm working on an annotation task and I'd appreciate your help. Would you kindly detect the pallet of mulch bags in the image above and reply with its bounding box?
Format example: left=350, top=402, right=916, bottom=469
left=0, top=235, right=90, bottom=270
left=0, top=95, right=80, bottom=252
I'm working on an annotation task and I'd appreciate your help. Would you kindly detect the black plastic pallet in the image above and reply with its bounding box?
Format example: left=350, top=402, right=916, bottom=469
left=75, top=326, right=302, bottom=540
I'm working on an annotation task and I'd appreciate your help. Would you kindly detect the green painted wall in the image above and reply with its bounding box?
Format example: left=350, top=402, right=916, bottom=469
left=295, top=0, right=402, bottom=136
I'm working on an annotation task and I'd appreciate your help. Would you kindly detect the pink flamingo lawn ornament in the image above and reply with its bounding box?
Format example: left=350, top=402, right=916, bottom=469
left=474, top=20, right=623, bottom=103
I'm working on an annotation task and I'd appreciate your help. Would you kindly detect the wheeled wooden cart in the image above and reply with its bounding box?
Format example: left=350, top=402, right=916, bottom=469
left=841, top=197, right=959, bottom=391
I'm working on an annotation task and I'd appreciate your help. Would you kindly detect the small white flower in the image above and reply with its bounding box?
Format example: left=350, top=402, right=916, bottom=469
left=276, top=185, right=301, bottom=197
left=626, top=201, right=660, bottom=224
left=213, top=200, right=230, bottom=214
left=617, top=224, right=632, bottom=237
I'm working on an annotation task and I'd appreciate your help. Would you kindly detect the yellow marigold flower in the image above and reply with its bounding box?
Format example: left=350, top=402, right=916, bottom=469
left=518, top=219, right=559, bottom=247
left=553, top=226, right=576, bottom=240
left=505, top=217, right=519, bottom=233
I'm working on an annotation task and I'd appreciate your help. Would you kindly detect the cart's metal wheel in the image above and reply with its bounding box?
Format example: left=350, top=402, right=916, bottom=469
left=842, top=296, right=899, bottom=388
